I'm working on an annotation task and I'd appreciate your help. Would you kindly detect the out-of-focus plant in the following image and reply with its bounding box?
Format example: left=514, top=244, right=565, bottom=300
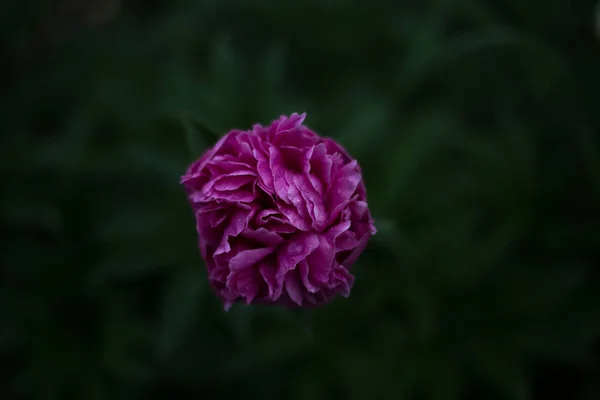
left=1, top=1, right=599, bottom=399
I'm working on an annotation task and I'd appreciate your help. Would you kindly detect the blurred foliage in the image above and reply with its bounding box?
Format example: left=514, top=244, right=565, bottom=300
left=1, top=0, right=600, bottom=399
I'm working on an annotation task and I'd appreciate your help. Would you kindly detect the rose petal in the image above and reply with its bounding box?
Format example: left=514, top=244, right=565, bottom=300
left=306, top=235, right=334, bottom=287
left=285, top=271, right=304, bottom=306
left=229, top=247, right=276, bottom=271
left=275, top=233, right=320, bottom=297
left=242, top=228, right=284, bottom=246
left=259, top=263, right=278, bottom=299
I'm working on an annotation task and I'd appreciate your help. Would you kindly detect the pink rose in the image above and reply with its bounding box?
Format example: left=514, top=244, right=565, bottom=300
left=181, top=113, right=376, bottom=309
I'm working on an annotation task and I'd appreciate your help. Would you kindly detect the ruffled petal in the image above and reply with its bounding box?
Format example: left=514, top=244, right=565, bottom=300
left=182, top=113, right=375, bottom=309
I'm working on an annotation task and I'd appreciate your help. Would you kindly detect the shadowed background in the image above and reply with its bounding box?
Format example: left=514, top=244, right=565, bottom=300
left=2, top=0, right=600, bottom=399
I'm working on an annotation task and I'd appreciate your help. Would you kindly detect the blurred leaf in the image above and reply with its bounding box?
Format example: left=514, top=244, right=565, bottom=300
left=331, top=86, right=392, bottom=159
left=596, top=2, right=600, bottom=42
left=381, top=109, right=458, bottom=209
left=583, top=375, right=600, bottom=400
left=85, top=144, right=186, bottom=184
left=101, top=307, right=154, bottom=383
left=181, top=114, right=219, bottom=159
left=290, top=370, right=326, bottom=400
left=395, top=28, right=564, bottom=103
left=517, top=265, right=587, bottom=310
left=0, top=198, right=62, bottom=232
left=88, top=250, right=176, bottom=285
left=156, top=267, right=205, bottom=359
left=218, top=331, right=312, bottom=379
left=470, top=340, right=531, bottom=400
left=580, top=126, right=600, bottom=195
left=0, top=318, right=19, bottom=351
left=257, top=45, right=287, bottom=102
left=108, top=358, right=154, bottom=384
left=195, top=36, right=245, bottom=131
left=369, top=216, right=405, bottom=260
left=212, top=36, right=238, bottom=91
left=226, top=305, right=255, bottom=342
left=30, top=110, right=94, bottom=175
left=425, top=357, right=462, bottom=400
left=94, top=206, right=173, bottom=243
left=338, top=351, right=386, bottom=400
left=263, top=44, right=286, bottom=80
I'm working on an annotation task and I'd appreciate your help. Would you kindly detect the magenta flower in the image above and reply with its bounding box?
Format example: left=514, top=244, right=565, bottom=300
left=181, top=113, right=376, bottom=309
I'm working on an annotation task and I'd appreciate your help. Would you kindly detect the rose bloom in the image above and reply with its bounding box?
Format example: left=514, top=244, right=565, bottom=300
left=181, top=113, right=376, bottom=309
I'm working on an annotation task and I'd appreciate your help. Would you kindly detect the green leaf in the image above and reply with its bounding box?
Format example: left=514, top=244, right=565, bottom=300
left=291, top=370, right=326, bottom=400
left=212, top=36, right=238, bottom=90
left=338, top=351, right=387, bottom=400
left=101, top=307, right=154, bottom=383
left=471, top=340, right=531, bottom=400
left=226, top=305, right=256, bottom=342
left=260, top=44, right=287, bottom=94
left=182, top=114, right=219, bottom=159
left=0, top=198, right=61, bottom=232
left=580, top=126, right=600, bottom=195
left=395, top=28, right=565, bottom=103
left=254, top=44, right=298, bottom=120
left=218, top=331, right=312, bottom=379
left=156, top=267, right=206, bottom=359
left=332, top=86, right=392, bottom=159
left=369, top=216, right=405, bottom=260
left=381, top=109, right=458, bottom=209
left=93, top=206, right=174, bottom=243
left=424, top=356, right=462, bottom=400
left=88, top=250, right=176, bottom=285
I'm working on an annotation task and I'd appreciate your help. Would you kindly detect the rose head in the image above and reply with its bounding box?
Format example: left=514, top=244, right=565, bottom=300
left=181, top=113, right=376, bottom=310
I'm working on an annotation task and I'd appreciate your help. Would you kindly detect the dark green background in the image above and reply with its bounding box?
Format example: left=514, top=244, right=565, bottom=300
left=2, top=1, right=600, bottom=399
